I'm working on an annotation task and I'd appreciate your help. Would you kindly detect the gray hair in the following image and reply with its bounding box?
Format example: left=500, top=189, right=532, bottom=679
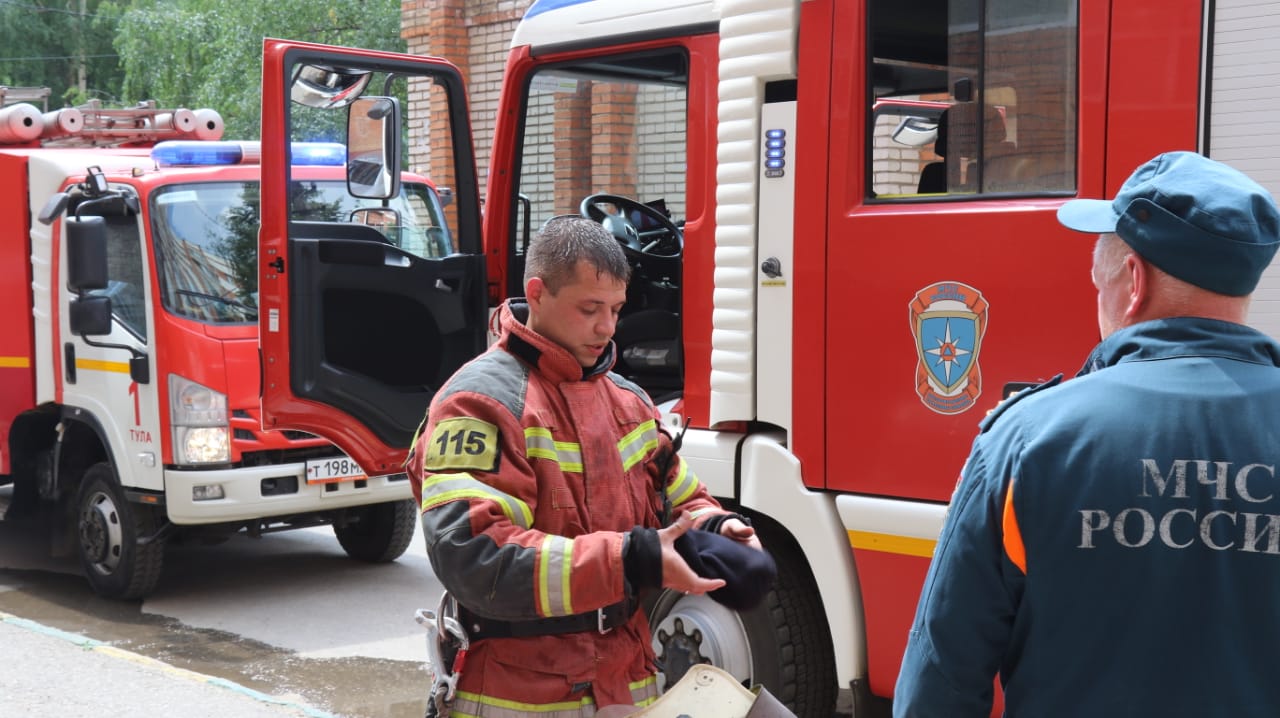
left=1093, top=233, right=1130, bottom=284
left=1095, top=232, right=1209, bottom=311
left=524, top=216, right=631, bottom=293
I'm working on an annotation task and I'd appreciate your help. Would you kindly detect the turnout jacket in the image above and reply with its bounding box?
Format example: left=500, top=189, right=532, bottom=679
left=895, top=318, right=1280, bottom=717
left=407, top=299, right=728, bottom=714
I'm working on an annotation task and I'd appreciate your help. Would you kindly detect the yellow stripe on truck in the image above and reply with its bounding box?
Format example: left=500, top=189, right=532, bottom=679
left=75, top=358, right=131, bottom=374
left=848, top=530, right=937, bottom=558
left=0, top=356, right=31, bottom=368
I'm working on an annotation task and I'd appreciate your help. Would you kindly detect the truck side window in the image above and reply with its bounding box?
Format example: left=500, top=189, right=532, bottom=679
left=868, top=0, right=1078, bottom=199
left=516, top=63, right=688, bottom=234
left=86, top=214, right=148, bottom=340
left=513, top=51, right=690, bottom=400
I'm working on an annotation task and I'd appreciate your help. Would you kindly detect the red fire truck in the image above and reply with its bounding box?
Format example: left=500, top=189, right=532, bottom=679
left=0, top=90, right=460, bottom=599
left=257, top=0, right=1280, bottom=713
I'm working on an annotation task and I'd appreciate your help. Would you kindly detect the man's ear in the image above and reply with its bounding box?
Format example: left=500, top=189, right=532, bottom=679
left=1123, top=253, right=1149, bottom=320
left=526, top=277, right=547, bottom=308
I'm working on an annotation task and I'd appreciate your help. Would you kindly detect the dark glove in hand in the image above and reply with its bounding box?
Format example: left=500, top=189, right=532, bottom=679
left=674, top=529, right=777, bottom=610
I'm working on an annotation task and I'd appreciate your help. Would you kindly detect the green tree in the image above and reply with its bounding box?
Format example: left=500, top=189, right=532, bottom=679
left=0, top=0, right=124, bottom=107
left=109, top=0, right=404, bottom=139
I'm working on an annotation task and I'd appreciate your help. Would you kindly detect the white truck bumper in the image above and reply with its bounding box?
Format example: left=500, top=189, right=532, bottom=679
left=163, top=463, right=413, bottom=524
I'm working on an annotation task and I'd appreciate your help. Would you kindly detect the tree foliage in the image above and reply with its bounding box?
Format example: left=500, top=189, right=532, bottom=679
left=108, top=0, right=405, bottom=139
left=0, top=0, right=404, bottom=138
left=0, top=0, right=124, bottom=107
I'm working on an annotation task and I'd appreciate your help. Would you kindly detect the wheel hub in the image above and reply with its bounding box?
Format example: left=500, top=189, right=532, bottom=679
left=652, top=593, right=752, bottom=691
left=656, top=617, right=709, bottom=685
left=80, top=492, right=123, bottom=573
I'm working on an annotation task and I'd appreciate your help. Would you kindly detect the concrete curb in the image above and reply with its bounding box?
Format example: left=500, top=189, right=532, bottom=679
left=0, top=610, right=338, bottom=718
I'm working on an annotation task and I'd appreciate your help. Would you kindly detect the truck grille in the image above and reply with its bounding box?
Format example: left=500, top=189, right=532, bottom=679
left=230, top=408, right=331, bottom=458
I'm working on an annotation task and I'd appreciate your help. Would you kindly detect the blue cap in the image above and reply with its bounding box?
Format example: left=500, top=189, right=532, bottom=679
left=1056, top=151, right=1280, bottom=296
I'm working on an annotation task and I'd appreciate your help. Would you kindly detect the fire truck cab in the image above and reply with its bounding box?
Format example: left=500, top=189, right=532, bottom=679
left=0, top=90, right=463, bottom=599
left=258, top=0, right=1280, bottom=713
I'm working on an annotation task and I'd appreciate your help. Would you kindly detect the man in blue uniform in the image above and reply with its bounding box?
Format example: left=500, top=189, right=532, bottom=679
left=894, top=151, right=1280, bottom=717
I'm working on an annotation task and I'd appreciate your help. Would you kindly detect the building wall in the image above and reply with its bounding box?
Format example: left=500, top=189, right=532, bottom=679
left=401, top=0, right=533, bottom=199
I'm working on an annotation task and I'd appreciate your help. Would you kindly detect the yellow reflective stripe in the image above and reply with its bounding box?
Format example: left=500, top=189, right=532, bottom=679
left=617, top=419, right=660, bottom=471
left=665, top=458, right=701, bottom=506
left=537, top=534, right=575, bottom=617
left=420, top=473, right=533, bottom=529
left=848, top=529, right=937, bottom=558
left=451, top=679, right=654, bottom=717
left=0, top=356, right=30, bottom=368
left=524, top=427, right=583, bottom=473
left=560, top=540, right=573, bottom=615
left=630, top=675, right=659, bottom=705
left=453, top=690, right=595, bottom=718
left=75, top=358, right=130, bottom=373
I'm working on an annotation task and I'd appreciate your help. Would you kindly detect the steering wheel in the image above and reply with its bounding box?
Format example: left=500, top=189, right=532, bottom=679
left=579, top=194, right=682, bottom=260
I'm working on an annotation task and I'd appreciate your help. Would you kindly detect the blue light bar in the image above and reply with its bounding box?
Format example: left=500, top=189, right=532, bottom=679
left=151, top=141, right=347, bottom=167
left=292, top=142, right=346, bottom=166
left=152, top=141, right=246, bottom=167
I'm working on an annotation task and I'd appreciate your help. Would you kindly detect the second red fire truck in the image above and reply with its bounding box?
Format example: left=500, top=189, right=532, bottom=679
left=0, top=90, right=460, bottom=599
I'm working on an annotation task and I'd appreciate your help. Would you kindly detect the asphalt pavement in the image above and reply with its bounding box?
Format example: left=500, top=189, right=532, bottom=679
left=0, top=610, right=339, bottom=718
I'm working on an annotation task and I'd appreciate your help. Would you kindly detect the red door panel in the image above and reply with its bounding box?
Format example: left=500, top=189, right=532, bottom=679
left=259, top=39, right=486, bottom=476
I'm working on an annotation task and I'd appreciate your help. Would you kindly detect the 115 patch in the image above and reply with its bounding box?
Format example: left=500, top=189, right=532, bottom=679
left=425, top=417, right=501, bottom=472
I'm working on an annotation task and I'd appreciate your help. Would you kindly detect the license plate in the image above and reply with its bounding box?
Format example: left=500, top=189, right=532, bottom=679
left=305, top=455, right=367, bottom=484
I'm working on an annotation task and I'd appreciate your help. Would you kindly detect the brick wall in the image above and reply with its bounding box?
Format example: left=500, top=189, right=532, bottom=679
left=515, top=75, right=687, bottom=226
left=401, top=0, right=531, bottom=201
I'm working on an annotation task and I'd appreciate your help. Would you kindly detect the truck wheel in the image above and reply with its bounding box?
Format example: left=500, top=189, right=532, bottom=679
left=647, top=543, right=836, bottom=717
left=334, top=498, right=417, bottom=562
left=76, top=463, right=165, bottom=600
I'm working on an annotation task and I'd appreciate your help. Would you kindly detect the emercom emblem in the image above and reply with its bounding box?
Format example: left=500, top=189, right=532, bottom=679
left=909, top=282, right=988, bottom=415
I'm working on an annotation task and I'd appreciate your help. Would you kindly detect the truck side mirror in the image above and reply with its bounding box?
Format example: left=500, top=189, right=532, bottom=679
left=69, top=295, right=112, bottom=336
left=291, top=64, right=371, bottom=109
left=66, top=216, right=108, bottom=292
left=346, top=96, right=401, bottom=200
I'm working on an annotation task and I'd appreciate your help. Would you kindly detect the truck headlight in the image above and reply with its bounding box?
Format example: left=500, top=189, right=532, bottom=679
left=169, top=374, right=229, bottom=464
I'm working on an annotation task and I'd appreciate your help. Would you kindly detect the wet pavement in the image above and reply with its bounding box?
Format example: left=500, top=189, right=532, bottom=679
left=0, top=486, right=442, bottom=718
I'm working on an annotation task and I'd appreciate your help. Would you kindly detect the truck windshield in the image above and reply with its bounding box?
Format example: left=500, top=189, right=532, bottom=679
left=150, top=179, right=453, bottom=324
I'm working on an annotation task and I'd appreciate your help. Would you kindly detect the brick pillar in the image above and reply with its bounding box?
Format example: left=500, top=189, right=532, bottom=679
left=401, top=0, right=470, bottom=229
left=591, top=84, right=638, bottom=198
left=554, top=83, right=593, bottom=214
left=402, top=1, right=533, bottom=226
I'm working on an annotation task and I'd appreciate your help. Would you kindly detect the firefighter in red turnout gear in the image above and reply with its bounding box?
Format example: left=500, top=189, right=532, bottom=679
left=407, top=217, right=761, bottom=715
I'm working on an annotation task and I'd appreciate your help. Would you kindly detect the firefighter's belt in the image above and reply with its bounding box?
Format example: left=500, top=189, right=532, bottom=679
left=460, top=597, right=638, bottom=641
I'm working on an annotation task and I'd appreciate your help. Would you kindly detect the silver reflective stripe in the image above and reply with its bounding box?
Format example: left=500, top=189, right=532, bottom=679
left=538, top=534, right=575, bottom=617
left=630, top=675, right=659, bottom=706
left=451, top=692, right=595, bottom=718
left=617, top=420, right=660, bottom=471
left=449, top=677, right=658, bottom=717
left=420, top=472, right=534, bottom=529
left=525, top=427, right=584, bottom=473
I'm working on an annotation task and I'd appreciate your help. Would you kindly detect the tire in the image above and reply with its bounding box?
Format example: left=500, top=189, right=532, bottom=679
left=334, top=498, right=417, bottom=563
left=76, top=462, right=165, bottom=600
left=647, top=542, right=837, bottom=717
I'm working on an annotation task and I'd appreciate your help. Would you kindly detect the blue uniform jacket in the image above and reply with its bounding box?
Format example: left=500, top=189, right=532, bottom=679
left=895, top=317, right=1280, bottom=717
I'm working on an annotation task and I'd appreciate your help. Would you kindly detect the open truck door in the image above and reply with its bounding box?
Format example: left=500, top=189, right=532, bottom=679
left=259, top=39, right=486, bottom=477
